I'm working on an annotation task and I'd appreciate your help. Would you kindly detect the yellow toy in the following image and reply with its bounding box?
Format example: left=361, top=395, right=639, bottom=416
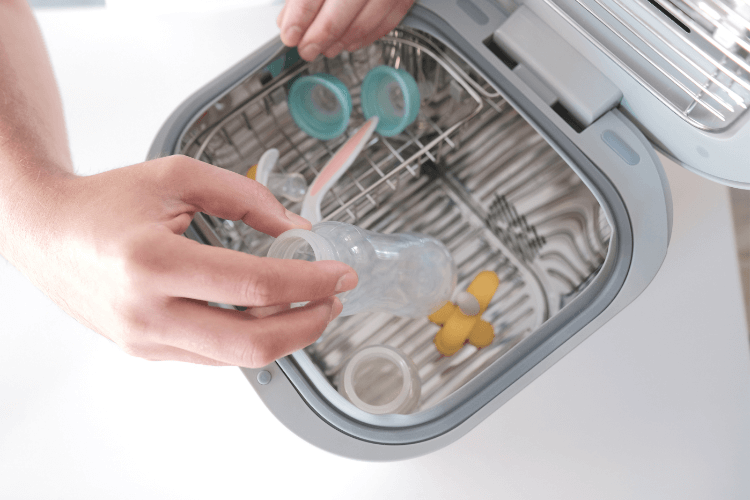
left=429, top=271, right=500, bottom=356
left=246, top=163, right=258, bottom=180
left=246, top=148, right=278, bottom=182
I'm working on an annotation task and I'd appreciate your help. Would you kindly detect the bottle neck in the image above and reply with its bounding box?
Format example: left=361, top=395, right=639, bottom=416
left=266, top=228, right=337, bottom=261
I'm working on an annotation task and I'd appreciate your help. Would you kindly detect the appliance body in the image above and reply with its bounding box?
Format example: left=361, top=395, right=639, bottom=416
left=149, top=0, right=746, bottom=460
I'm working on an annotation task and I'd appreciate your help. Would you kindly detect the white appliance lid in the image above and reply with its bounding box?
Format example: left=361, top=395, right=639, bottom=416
left=521, top=0, right=750, bottom=187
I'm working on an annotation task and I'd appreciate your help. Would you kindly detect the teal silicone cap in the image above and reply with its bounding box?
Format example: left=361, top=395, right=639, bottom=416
left=288, top=73, right=352, bottom=141
left=361, top=66, right=421, bottom=137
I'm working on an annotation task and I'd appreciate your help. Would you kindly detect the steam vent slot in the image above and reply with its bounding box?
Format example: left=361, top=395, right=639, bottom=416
left=483, top=36, right=518, bottom=70
left=552, top=102, right=585, bottom=133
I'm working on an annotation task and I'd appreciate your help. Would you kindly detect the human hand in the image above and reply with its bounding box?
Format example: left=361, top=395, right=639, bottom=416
left=276, top=0, right=415, bottom=61
left=14, top=156, right=357, bottom=367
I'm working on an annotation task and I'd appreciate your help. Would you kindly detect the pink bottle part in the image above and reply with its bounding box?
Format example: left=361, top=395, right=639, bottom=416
left=300, top=116, right=379, bottom=223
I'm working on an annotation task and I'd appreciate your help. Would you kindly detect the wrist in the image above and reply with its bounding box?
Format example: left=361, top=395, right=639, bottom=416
left=0, top=163, right=78, bottom=272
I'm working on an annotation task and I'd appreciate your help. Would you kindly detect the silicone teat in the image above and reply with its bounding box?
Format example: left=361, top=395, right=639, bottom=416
left=248, top=148, right=308, bottom=202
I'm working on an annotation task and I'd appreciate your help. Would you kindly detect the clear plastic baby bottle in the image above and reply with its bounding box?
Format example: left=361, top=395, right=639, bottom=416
left=266, top=221, right=457, bottom=317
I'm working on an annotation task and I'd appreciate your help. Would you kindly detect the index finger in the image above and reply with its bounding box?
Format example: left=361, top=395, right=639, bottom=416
left=148, top=232, right=358, bottom=307
left=278, top=0, right=325, bottom=47
left=296, top=0, right=369, bottom=61
left=155, top=155, right=311, bottom=238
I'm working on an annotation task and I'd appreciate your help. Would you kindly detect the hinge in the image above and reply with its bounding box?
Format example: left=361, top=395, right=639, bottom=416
left=490, top=6, right=622, bottom=129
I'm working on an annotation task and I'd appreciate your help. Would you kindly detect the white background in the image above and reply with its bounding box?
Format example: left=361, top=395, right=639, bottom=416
left=1, top=4, right=749, bottom=499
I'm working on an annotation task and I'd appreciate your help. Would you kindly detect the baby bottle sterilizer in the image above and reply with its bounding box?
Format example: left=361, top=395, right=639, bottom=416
left=149, top=0, right=750, bottom=460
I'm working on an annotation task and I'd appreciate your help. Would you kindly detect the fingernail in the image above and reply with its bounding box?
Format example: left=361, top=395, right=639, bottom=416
left=298, top=43, right=321, bottom=61
left=282, top=26, right=302, bottom=46
left=285, top=209, right=311, bottom=229
left=276, top=6, right=285, bottom=27
left=335, top=271, right=358, bottom=292
left=329, top=297, right=343, bottom=322
left=325, top=42, right=345, bottom=59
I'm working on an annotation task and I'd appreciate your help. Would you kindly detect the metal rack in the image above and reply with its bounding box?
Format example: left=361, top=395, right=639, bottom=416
left=180, top=31, right=483, bottom=246
left=178, top=29, right=611, bottom=412
left=542, top=0, right=750, bottom=130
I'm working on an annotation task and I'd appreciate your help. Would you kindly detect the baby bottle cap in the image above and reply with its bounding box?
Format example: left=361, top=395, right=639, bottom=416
left=340, top=345, right=421, bottom=415
left=361, top=66, right=421, bottom=137
left=288, top=73, right=352, bottom=141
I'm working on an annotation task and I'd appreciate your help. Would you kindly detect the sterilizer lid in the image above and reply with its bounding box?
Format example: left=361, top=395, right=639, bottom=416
left=517, top=0, right=750, bottom=188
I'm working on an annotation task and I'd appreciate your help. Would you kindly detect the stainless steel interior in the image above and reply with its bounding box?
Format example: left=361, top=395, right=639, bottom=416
left=178, top=29, right=612, bottom=412
left=541, top=0, right=750, bottom=130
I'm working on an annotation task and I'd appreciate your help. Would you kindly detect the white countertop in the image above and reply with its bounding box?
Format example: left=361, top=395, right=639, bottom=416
left=1, top=5, right=749, bottom=499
